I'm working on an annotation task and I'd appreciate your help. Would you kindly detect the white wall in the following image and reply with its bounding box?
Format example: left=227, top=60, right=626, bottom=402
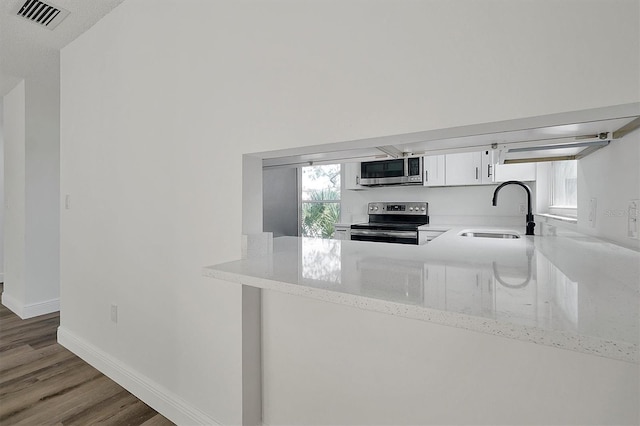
left=24, top=74, right=60, bottom=307
left=342, top=183, right=536, bottom=228
left=577, top=129, right=640, bottom=250
left=59, top=0, right=639, bottom=424
left=0, top=101, right=4, bottom=282
left=1, top=73, right=60, bottom=318
left=2, top=82, right=26, bottom=308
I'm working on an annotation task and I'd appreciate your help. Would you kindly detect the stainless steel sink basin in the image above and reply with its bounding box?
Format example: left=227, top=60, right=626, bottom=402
left=459, top=230, right=521, bottom=239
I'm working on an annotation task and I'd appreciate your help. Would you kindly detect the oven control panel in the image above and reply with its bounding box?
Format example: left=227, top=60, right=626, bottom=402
left=368, top=202, right=428, bottom=215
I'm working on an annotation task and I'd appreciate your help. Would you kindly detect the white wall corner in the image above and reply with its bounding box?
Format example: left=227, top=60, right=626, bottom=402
left=1, top=291, right=59, bottom=319
left=57, top=327, right=221, bottom=426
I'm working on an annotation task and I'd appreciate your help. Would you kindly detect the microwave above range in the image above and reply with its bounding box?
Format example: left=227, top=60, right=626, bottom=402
left=359, top=157, right=423, bottom=186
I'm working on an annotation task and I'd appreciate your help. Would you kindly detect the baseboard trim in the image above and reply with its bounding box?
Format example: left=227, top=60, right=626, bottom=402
left=24, top=297, right=60, bottom=318
left=57, top=327, right=221, bottom=426
left=1, top=291, right=24, bottom=318
left=1, top=292, right=59, bottom=319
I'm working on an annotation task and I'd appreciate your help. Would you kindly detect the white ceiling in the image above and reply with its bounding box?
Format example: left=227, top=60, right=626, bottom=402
left=0, top=0, right=125, bottom=96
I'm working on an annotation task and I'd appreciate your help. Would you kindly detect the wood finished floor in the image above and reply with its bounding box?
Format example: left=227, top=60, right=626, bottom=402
left=0, top=284, right=175, bottom=426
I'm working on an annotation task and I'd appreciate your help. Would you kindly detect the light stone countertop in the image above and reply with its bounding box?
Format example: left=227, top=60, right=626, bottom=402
left=204, top=227, right=640, bottom=363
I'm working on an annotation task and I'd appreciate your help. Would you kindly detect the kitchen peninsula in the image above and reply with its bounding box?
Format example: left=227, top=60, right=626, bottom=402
left=205, top=226, right=640, bottom=363
left=205, top=228, right=639, bottom=363
left=205, top=227, right=639, bottom=424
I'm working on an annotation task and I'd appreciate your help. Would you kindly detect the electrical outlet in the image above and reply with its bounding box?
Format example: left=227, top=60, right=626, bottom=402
left=65, top=195, right=71, bottom=210
left=110, top=304, right=118, bottom=323
left=588, top=198, right=597, bottom=228
left=629, top=199, right=639, bottom=239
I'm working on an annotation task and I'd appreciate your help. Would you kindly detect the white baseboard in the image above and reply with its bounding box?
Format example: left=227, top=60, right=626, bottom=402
left=1, top=292, right=23, bottom=317
left=1, top=292, right=59, bottom=319
left=57, top=327, right=221, bottom=426
left=24, top=297, right=60, bottom=318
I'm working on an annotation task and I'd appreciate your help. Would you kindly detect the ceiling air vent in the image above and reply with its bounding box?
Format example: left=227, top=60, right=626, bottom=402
left=16, top=0, right=70, bottom=30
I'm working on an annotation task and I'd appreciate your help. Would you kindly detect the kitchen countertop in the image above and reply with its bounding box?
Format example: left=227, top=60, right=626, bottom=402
left=204, top=227, right=639, bottom=363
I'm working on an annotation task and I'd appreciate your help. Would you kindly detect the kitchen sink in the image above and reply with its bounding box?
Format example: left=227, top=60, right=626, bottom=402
left=459, top=230, right=521, bottom=239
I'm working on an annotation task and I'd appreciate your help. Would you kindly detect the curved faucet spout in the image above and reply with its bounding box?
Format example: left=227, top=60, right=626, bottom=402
left=492, top=180, right=535, bottom=236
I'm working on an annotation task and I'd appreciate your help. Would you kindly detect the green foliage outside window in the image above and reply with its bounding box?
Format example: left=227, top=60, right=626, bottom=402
left=300, top=165, right=341, bottom=239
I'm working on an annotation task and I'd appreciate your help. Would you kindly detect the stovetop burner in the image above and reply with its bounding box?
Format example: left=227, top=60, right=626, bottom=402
left=350, top=202, right=429, bottom=245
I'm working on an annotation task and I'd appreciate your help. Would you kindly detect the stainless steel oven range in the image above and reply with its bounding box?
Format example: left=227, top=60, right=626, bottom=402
left=350, top=202, right=429, bottom=245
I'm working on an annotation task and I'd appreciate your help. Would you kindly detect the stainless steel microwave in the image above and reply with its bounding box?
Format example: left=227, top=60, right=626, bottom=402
left=359, top=157, right=423, bottom=186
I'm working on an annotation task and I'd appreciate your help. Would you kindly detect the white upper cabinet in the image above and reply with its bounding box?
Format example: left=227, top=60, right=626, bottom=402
left=344, top=162, right=363, bottom=190
left=480, top=150, right=496, bottom=184
left=482, top=150, right=536, bottom=183
left=423, top=155, right=446, bottom=187
left=345, top=153, right=535, bottom=190
left=444, top=152, right=482, bottom=186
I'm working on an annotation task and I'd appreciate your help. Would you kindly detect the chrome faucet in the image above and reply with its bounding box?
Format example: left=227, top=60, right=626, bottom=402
left=492, top=180, right=535, bottom=236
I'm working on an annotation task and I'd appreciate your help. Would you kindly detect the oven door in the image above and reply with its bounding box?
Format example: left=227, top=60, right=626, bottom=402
left=350, top=228, right=419, bottom=245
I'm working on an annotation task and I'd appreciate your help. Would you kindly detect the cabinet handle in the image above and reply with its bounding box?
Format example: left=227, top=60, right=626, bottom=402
left=475, top=167, right=479, bottom=180
left=425, top=170, right=429, bottom=182
left=487, top=164, right=492, bottom=178
left=356, top=176, right=359, bottom=185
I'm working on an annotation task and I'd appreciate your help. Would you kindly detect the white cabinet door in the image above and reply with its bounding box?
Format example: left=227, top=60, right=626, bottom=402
left=445, top=152, right=482, bottom=186
left=423, top=155, right=446, bottom=187
left=481, top=150, right=496, bottom=184
left=343, top=162, right=363, bottom=190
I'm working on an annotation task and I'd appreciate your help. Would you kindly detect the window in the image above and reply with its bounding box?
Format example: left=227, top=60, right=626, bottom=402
left=549, top=160, right=577, bottom=217
left=300, top=164, right=341, bottom=238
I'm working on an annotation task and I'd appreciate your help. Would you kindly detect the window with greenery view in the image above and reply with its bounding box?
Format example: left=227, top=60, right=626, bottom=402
left=300, top=164, right=341, bottom=238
